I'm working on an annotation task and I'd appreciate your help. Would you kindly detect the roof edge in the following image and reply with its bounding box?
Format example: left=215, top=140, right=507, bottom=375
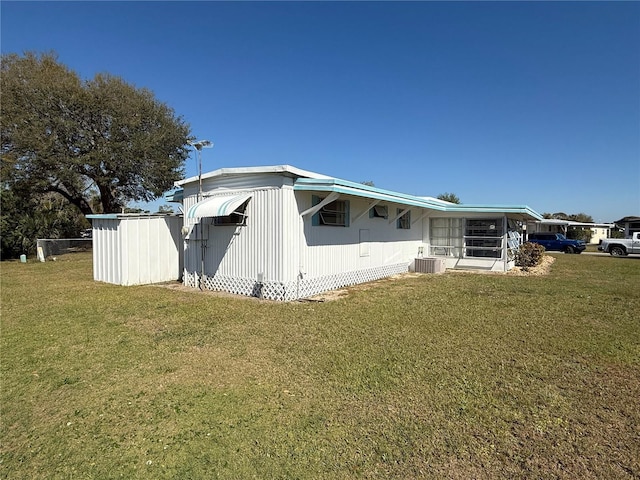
left=176, top=164, right=332, bottom=187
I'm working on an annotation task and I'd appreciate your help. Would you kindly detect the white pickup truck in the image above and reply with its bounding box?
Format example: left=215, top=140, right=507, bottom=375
left=598, top=232, right=640, bottom=256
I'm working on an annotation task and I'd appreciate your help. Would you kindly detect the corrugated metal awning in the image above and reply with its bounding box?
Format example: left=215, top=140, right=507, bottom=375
left=186, top=193, right=252, bottom=219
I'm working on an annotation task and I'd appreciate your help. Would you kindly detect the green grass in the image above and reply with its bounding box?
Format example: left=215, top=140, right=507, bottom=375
left=1, top=253, right=639, bottom=479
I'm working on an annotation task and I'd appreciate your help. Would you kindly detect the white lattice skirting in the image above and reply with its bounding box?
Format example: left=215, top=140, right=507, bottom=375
left=183, top=262, right=410, bottom=301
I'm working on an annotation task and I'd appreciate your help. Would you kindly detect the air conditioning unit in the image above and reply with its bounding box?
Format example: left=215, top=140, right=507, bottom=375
left=414, top=257, right=446, bottom=274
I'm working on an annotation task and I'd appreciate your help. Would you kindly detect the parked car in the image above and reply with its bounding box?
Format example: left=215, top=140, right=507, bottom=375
left=527, top=232, right=586, bottom=254
left=598, top=232, right=640, bottom=256
left=80, top=228, right=92, bottom=239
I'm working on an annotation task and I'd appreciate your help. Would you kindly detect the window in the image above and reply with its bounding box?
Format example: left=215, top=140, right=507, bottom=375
left=213, top=200, right=248, bottom=226
left=465, top=218, right=503, bottom=258
left=369, top=205, right=388, bottom=219
left=430, top=218, right=462, bottom=256
left=312, top=197, right=350, bottom=227
left=396, top=209, right=411, bottom=229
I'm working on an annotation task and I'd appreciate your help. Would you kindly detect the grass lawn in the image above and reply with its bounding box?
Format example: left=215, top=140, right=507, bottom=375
left=1, top=253, right=639, bottom=479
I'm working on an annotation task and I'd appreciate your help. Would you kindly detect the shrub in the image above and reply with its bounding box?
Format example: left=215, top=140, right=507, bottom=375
left=515, top=242, right=545, bottom=268
left=567, top=226, right=592, bottom=243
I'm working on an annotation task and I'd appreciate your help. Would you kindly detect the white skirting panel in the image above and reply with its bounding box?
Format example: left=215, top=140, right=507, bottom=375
left=183, top=261, right=409, bottom=301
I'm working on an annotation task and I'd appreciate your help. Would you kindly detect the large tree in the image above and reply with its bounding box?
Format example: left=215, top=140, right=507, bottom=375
left=1, top=52, right=191, bottom=214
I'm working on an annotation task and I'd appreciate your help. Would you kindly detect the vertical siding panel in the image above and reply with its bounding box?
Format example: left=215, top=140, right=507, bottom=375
left=296, top=192, right=423, bottom=281
left=90, top=216, right=181, bottom=286
left=183, top=187, right=295, bottom=285
left=93, top=220, right=101, bottom=282
left=121, top=220, right=130, bottom=285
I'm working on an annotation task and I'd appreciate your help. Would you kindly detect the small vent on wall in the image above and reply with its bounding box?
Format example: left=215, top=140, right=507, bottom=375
left=414, top=257, right=446, bottom=274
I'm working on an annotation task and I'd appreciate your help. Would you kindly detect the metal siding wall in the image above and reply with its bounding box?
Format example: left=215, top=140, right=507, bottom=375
left=200, top=174, right=286, bottom=192
left=297, top=192, right=424, bottom=279
left=120, top=220, right=133, bottom=285
left=183, top=174, right=298, bottom=281
left=183, top=191, right=206, bottom=283
left=145, top=219, right=157, bottom=284
left=183, top=187, right=292, bottom=284
left=92, top=216, right=182, bottom=286
left=164, top=217, right=182, bottom=281
left=92, top=218, right=122, bottom=285
left=92, top=220, right=102, bottom=282
left=151, top=216, right=181, bottom=284
left=183, top=182, right=455, bottom=294
left=128, top=216, right=182, bottom=285
left=281, top=187, right=302, bottom=282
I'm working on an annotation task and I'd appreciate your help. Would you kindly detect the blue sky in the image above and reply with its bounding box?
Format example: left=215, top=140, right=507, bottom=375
left=2, top=1, right=638, bottom=222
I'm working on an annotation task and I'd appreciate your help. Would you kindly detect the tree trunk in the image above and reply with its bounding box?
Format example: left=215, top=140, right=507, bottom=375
left=46, top=186, right=95, bottom=215
left=97, top=183, right=122, bottom=213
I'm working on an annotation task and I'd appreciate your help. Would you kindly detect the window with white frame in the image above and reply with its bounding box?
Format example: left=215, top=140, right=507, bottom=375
left=396, top=209, right=411, bottom=229
left=430, top=218, right=463, bottom=256
left=312, top=196, right=350, bottom=227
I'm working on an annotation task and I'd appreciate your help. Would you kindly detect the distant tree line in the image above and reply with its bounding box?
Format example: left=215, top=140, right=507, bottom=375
left=542, top=212, right=597, bottom=243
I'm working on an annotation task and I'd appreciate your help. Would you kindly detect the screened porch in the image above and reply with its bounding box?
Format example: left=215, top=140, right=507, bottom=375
left=427, top=216, right=524, bottom=270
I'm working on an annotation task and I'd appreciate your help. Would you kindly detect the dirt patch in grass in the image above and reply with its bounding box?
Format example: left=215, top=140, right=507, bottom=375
left=506, top=254, right=555, bottom=276
left=308, top=256, right=555, bottom=302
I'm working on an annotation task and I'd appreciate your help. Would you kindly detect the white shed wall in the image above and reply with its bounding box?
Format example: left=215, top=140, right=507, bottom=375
left=92, top=219, right=121, bottom=285
left=92, top=216, right=183, bottom=286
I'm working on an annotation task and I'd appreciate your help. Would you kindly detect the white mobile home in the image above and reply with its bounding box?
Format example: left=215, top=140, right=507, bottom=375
left=176, top=165, right=542, bottom=301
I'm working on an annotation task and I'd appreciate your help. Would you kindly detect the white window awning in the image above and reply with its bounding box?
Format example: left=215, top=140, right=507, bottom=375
left=186, top=193, right=253, bottom=219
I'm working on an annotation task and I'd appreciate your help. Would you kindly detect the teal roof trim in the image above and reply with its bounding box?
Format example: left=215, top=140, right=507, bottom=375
left=294, top=178, right=448, bottom=210
left=165, top=189, right=184, bottom=202
left=444, top=204, right=543, bottom=220
left=294, top=178, right=543, bottom=219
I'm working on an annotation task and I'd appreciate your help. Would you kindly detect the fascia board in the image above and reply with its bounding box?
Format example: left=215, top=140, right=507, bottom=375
left=445, top=205, right=543, bottom=220
left=176, top=165, right=331, bottom=187
left=294, top=179, right=447, bottom=211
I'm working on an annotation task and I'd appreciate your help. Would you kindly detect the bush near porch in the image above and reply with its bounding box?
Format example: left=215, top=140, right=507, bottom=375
left=515, top=241, right=546, bottom=268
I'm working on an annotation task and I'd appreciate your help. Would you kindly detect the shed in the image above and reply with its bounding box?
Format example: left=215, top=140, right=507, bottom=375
left=87, top=213, right=183, bottom=286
